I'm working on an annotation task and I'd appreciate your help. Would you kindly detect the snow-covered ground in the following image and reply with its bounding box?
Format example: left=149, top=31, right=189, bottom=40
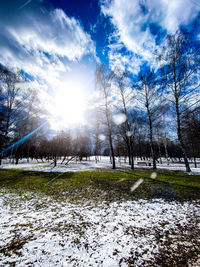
left=1, top=156, right=200, bottom=175
left=0, top=190, right=199, bottom=266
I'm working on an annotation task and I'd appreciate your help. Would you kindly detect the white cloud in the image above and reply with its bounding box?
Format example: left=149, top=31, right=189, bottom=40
left=108, top=49, right=142, bottom=74
left=0, top=2, right=96, bottom=127
left=0, top=7, right=95, bottom=73
left=101, top=0, right=156, bottom=60
left=101, top=0, right=200, bottom=70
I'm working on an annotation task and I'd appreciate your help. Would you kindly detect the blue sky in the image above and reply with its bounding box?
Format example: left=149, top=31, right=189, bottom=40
left=0, top=0, right=200, bottom=127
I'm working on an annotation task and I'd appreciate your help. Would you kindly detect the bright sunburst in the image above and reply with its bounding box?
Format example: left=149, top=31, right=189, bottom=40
left=50, top=82, right=87, bottom=129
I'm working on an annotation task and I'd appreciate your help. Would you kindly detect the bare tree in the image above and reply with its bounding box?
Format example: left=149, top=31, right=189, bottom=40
left=114, top=70, right=135, bottom=169
left=95, top=64, right=116, bottom=169
left=2, top=70, right=22, bottom=138
left=0, top=66, right=24, bottom=164
left=159, top=31, right=200, bottom=172
left=91, top=109, right=103, bottom=163
left=136, top=69, right=163, bottom=169
left=182, top=107, right=200, bottom=168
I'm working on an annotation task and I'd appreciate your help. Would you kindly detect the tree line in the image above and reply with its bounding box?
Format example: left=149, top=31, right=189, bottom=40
left=94, top=31, right=200, bottom=171
left=0, top=31, right=200, bottom=171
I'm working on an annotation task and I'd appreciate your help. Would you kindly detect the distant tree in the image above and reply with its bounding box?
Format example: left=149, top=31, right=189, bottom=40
left=161, top=114, right=170, bottom=161
left=47, top=133, right=67, bottom=167
left=59, top=130, right=73, bottom=164
left=182, top=107, right=200, bottom=168
left=131, top=111, right=149, bottom=160
left=37, top=138, right=51, bottom=161
left=154, top=104, right=171, bottom=164
left=114, top=134, right=127, bottom=163
left=90, top=109, right=103, bottom=163
left=75, top=131, right=91, bottom=161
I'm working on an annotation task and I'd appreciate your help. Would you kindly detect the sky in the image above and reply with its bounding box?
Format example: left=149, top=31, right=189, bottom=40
left=0, top=0, right=200, bottom=129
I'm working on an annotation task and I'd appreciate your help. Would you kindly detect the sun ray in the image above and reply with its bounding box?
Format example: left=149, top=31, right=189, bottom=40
left=49, top=82, right=87, bottom=129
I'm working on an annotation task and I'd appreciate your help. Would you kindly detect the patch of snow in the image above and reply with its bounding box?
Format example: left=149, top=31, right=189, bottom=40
left=0, top=190, right=199, bottom=266
left=1, top=157, right=200, bottom=174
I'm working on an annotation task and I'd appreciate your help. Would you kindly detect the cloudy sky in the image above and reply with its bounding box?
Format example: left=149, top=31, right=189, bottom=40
left=1, top=0, right=200, bottom=127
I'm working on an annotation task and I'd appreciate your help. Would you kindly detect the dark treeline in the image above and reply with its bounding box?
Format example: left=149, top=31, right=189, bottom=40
left=0, top=31, right=200, bottom=171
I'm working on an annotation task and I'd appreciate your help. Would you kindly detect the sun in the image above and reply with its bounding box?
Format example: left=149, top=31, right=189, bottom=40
left=50, top=83, right=86, bottom=129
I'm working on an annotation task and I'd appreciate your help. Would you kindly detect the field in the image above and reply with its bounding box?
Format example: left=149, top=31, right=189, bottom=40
left=0, top=167, right=200, bottom=266
left=1, top=156, right=200, bottom=174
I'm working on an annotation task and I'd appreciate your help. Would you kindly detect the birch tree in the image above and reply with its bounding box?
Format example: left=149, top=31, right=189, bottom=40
left=114, top=70, right=135, bottom=169
left=95, top=64, right=116, bottom=169
left=159, top=31, right=200, bottom=172
left=136, top=69, right=164, bottom=169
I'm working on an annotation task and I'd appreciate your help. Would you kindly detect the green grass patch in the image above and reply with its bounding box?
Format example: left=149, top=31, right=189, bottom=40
left=0, top=168, right=199, bottom=202
left=118, top=168, right=200, bottom=187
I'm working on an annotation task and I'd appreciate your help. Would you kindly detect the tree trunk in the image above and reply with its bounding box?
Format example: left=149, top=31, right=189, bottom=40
left=61, top=156, right=66, bottom=164
left=109, top=134, right=115, bottom=169
left=191, top=142, right=197, bottom=168
left=54, top=156, right=57, bottom=167
left=157, top=142, right=162, bottom=164
left=127, top=144, right=131, bottom=165
left=175, top=98, right=191, bottom=172
left=130, top=139, right=134, bottom=170
left=105, top=103, right=115, bottom=169
left=147, top=105, right=156, bottom=169
left=15, top=157, right=19, bottom=165
left=164, top=141, right=169, bottom=164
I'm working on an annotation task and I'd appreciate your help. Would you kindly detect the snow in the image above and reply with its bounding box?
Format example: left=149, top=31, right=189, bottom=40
left=0, top=156, right=199, bottom=265
left=1, top=156, right=200, bottom=175
left=0, top=190, right=199, bottom=266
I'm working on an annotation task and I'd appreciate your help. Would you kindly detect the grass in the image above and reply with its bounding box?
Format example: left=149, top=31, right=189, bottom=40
left=0, top=168, right=199, bottom=266
left=0, top=168, right=199, bottom=202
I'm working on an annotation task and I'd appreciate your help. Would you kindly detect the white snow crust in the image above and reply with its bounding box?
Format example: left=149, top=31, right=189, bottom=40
left=1, top=156, right=200, bottom=175
left=0, top=190, right=199, bottom=266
